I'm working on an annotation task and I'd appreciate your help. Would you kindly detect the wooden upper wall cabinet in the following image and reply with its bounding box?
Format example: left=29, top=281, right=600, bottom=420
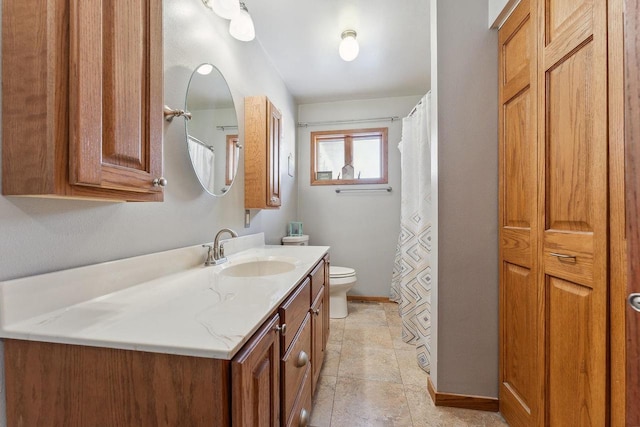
left=244, top=95, right=282, bottom=209
left=2, top=0, right=164, bottom=202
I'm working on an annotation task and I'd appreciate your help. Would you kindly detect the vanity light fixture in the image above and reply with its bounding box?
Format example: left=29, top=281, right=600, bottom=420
left=339, top=30, right=359, bottom=62
left=229, top=2, right=255, bottom=42
left=202, top=0, right=240, bottom=20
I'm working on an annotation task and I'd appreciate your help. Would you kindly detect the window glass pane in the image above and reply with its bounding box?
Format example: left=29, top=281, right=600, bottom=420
left=353, top=136, right=382, bottom=179
left=316, top=138, right=344, bottom=180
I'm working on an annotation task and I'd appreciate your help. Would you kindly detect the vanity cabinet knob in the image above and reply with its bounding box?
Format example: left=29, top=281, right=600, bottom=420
left=152, top=177, right=168, bottom=187
left=313, top=308, right=321, bottom=316
left=299, top=408, right=310, bottom=426
left=295, top=351, right=309, bottom=368
left=274, top=323, right=287, bottom=336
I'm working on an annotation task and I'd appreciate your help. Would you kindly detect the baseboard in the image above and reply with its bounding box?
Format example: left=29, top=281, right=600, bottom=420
left=427, top=376, right=499, bottom=412
left=346, top=295, right=392, bottom=303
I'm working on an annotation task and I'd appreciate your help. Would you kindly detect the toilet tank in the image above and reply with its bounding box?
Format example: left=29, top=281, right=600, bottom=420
left=281, top=235, right=309, bottom=246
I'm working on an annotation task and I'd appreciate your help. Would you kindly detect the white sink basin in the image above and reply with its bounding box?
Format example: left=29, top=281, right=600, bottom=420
left=220, top=258, right=297, bottom=277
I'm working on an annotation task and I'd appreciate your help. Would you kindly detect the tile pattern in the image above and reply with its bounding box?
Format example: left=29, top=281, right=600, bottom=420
left=310, top=301, right=508, bottom=427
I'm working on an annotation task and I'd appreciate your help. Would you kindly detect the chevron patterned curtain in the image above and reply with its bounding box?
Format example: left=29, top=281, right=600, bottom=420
left=390, top=92, right=432, bottom=373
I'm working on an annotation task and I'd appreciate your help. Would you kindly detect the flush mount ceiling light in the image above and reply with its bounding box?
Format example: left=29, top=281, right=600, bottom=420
left=202, top=0, right=240, bottom=20
left=339, top=30, right=359, bottom=62
left=229, top=2, right=255, bottom=41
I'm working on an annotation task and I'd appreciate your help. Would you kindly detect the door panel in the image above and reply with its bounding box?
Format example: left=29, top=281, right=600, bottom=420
left=539, top=0, right=607, bottom=423
left=545, top=42, right=594, bottom=233
left=546, top=0, right=593, bottom=45
left=547, top=277, right=595, bottom=425
left=499, top=1, right=540, bottom=425
left=625, top=0, right=640, bottom=423
left=502, top=263, right=535, bottom=414
left=504, top=90, right=533, bottom=229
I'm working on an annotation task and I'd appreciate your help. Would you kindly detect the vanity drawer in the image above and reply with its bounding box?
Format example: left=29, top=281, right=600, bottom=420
left=279, top=278, right=311, bottom=352
left=310, top=259, right=325, bottom=303
left=281, top=313, right=311, bottom=423
left=285, top=363, right=312, bottom=427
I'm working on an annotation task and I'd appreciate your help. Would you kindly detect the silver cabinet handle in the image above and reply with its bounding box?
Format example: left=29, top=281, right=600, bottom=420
left=152, top=177, right=168, bottom=187
left=313, top=308, right=321, bottom=316
left=550, top=252, right=576, bottom=262
left=299, top=408, right=310, bottom=427
left=274, top=323, right=287, bottom=336
left=629, top=293, right=640, bottom=312
left=295, top=351, right=309, bottom=368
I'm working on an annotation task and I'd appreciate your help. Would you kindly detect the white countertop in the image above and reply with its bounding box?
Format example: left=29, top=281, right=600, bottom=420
left=0, top=234, right=329, bottom=360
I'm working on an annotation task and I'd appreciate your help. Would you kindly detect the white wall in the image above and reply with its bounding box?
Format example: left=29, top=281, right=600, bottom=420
left=432, top=0, right=499, bottom=398
left=0, top=1, right=299, bottom=425
left=297, top=96, right=422, bottom=297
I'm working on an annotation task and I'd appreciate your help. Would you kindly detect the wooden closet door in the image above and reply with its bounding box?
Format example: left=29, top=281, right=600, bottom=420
left=625, top=0, right=640, bottom=423
left=498, top=0, right=541, bottom=425
left=538, top=0, right=608, bottom=424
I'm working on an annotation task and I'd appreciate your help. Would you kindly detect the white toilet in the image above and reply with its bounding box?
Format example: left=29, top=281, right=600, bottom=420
left=281, top=235, right=357, bottom=318
left=327, top=266, right=357, bottom=318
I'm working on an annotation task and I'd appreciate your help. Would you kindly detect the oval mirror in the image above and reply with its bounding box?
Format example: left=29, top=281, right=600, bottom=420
left=185, top=63, right=240, bottom=196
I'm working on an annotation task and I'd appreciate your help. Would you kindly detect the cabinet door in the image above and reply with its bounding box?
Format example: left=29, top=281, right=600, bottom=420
left=266, top=100, right=281, bottom=207
left=311, top=287, right=325, bottom=394
left=323, top=256, right=330, bottom=347
left=69, top=0, right=163, bottom=196
left=232, top=314, right=280, bottom=427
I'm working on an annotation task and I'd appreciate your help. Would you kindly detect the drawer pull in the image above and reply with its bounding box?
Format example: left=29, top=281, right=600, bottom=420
left=312, top=308, right=321, bottom=316
left=274, top=323, right=287, bottom=336
left=295, top=351, right=309, bottom=368
left=550, top=252, right=577, bottom=262
left=299, top=408, right=310, bottom=426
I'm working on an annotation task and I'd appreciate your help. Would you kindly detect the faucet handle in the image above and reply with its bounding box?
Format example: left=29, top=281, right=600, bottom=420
left=202, top=245, right=215, bottom=266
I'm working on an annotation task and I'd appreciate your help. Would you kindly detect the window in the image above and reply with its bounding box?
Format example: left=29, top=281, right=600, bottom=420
left=225, top=135, right=239, bottom=186
left=310, top=128, right=388, bottom=185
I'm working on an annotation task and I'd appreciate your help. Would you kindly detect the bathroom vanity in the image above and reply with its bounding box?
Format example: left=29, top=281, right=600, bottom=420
left=0, top=234, right=329, bottom=426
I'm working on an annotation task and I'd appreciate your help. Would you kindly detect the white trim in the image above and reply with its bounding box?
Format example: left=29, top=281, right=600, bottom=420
left=489, top=0, right=522, bottom=29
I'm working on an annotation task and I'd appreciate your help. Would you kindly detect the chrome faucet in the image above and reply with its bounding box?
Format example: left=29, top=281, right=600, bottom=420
left=204, top=228, right=238, bottom=266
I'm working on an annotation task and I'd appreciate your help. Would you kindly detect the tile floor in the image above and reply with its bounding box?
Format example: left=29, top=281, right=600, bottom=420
left=309, top=301, right=508, bottom=427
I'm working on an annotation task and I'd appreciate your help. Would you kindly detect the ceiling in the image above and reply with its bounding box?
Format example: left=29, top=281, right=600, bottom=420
left=244, top=0, right=431, bottom=105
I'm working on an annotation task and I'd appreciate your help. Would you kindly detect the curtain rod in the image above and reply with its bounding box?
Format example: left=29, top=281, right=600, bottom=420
left=407, top=100, right=423, bottom=118
left=188, top=135, right=214, bottom=152
left=335, top=186, right=392, bottom=194
left=297, top=116, right=400, bottom=128
left=216, top=125, right=238, bottom=131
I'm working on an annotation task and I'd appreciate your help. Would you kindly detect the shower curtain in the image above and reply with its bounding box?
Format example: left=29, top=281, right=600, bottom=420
left=390, top=92, right=432, bottom=373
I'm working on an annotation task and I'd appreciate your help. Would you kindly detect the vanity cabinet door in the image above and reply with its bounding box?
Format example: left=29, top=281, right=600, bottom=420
left=245, top=95, right=282, bottom=209
left=69, top=0, right=164, bottom=197
left=232, top=314, right=281, bottom=427
left=310, top=287, right=326, bottom=394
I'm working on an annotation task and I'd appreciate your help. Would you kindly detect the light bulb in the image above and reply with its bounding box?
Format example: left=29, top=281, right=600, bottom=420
left=339, top=30, right=359, bottom=62
left=229, top=3, right=255, bottom=42
left=209, top=0, right=240, bottom=20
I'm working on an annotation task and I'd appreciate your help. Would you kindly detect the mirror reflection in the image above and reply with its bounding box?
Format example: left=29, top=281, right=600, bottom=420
left=185, top=63, right=240, bottom=196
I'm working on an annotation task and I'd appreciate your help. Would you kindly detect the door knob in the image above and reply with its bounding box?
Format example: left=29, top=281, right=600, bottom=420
left=295, top=351, right=309, bottom=368
left=629, top=293, right=640, bottom=312
left=274, top=323, right=287, bottom=336
left=152, top=177, right=168, bottom=187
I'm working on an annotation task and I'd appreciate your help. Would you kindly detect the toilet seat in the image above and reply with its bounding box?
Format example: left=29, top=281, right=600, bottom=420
left=330, top=266, right=356, bottom=278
